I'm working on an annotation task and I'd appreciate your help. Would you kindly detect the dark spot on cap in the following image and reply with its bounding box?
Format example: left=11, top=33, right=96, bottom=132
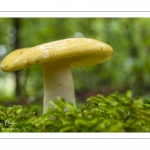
left=36, top=60, right=41, bottom=63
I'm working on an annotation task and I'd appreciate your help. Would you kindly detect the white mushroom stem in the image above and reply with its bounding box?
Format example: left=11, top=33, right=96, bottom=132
left=42, top=60, right=76, bottom=113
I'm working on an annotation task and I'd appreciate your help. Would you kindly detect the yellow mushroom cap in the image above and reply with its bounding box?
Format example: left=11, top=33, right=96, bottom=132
left=0, top=38, right=113, bottom=72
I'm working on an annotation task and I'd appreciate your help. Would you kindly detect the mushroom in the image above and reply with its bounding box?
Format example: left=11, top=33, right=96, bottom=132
left=0, top=38, right=113, bottom=113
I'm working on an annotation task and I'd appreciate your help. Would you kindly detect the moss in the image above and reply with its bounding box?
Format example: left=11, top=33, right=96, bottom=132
left=0, top=92, right=150, bottom=132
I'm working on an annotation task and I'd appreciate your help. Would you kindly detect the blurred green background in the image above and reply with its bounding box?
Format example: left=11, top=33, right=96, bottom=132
left=0, top=18, right=150, bottom=107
